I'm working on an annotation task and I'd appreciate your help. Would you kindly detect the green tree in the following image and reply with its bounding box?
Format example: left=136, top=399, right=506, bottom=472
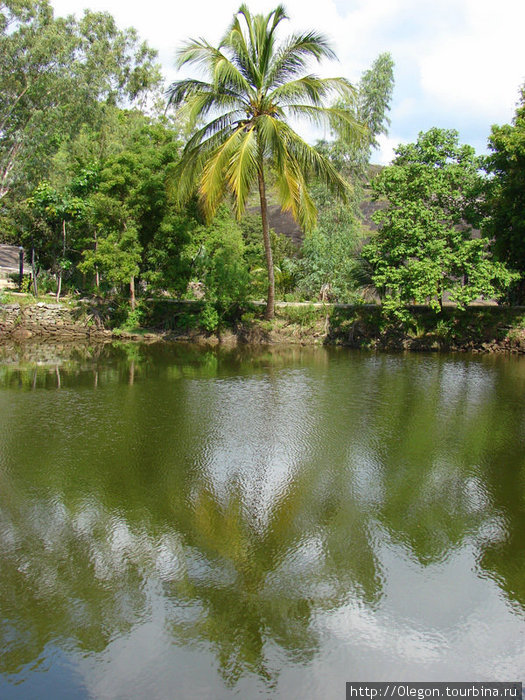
left=147, top=202, right=251, bottom=318
left=26, top=180, right=87, bottom=298
left=166, top=4, right=362, bottom=318
left=144, top=208, right=194, bottom=298
left=77, top=118, right=187, bottom=307
left=298, top=180, right=362, bottom=301
left=315, top=52, right=395, bottom=178
left=484, top=85, right=525, bottom=302
left=298, top=53, right=394, bottom=301
left=362, top=128, right=515, bottom=319
left=79, top=213, right=142, bottom=308
left=192, top=206, right=250, bottom=310
left=0, top=0, right=161, bottom=201
left=358, top=52, right=395, bottom=156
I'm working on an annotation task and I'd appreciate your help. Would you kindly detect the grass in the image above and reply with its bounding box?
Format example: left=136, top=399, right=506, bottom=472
left=278, top=303, right=324, bottom=327
left=0, top=291, right=82, bottom=308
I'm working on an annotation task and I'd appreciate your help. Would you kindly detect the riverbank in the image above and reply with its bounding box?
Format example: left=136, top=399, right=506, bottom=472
left=1, top=297, right=525, bottom=353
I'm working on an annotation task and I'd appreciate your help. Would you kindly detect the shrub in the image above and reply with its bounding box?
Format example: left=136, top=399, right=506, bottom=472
left=200, top=303, right=220, bottom=333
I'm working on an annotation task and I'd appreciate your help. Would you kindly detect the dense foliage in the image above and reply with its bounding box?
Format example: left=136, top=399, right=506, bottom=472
left=484, top=88, right=525, bottom=302
left=0, top=0, right=161, bottom=201
left=0, top=1, right=522, bottom=328
left=362, top=129, right=516, bottom=319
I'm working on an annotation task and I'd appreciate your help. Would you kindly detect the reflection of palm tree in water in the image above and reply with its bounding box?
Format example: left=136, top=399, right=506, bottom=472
left=163, top=358, right=386, bottom=687
left=164, top=462, right=382, bottom=687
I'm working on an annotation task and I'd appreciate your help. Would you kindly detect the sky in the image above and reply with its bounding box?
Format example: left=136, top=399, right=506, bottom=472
left=50, top=0, right=525, bottom=165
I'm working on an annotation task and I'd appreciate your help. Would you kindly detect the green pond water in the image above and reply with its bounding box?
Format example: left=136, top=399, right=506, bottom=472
left=0, top=342, right=524, bottom=699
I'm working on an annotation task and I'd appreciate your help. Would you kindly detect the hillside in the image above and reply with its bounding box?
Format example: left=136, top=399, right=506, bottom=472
left=247, top=164, right=386, bottom=246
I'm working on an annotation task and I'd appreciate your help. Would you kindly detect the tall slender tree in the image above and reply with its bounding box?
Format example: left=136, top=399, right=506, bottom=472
left=358, top=52, right=394, bottom=155
left=167, top=4, right=363, bottom=318
left=484, top=85, right=525, bottom=302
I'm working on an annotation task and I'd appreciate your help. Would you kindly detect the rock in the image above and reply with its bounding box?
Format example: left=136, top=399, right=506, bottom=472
left=11, top=328, right=33, bottom=339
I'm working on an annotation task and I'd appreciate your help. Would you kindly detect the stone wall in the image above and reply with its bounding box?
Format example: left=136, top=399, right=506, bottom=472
left=0, top=302, right=111, bottom=340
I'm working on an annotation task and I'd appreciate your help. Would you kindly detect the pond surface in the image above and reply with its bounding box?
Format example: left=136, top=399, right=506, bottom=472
left=0, top=342, right=524, bottom=699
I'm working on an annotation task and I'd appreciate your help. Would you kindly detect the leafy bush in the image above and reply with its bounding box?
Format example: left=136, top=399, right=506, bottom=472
left=20, top=276, right=33, bottom=294
left=37, top=270, right=57, bottom=294
left=434, top=319, right=453, bottom=339
left=200, top=303, right=220, bottom=333
left=240, top=311, right=255, bottom=324
left=122, top=305, right=145, bottom=331
left=176, top=311, right=199, bottom=330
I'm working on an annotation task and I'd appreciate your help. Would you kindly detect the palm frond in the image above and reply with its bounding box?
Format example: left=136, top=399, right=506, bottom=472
left=225, top=125, right=259, bottom=217
left=199, top=126, right=247, bottom=220
left=259, top=4, right=288, bottom=77
left=276, top=153, right=318, bottom=231
left=264, top=31, right=337, bottom=89
left=275, top=120, right=353, bottom=203
left=233, top=4, right=257, bottom=61
left=166, top=78, right=244, bottom=110
left=286, top=104, right=366, bottom=145
left=176, top=39, right=253, bottom=96
left=271, top=76, right=357, bottom=106
left=256, top=113, right=289, bottom=161
left=175, top=39, right=219, bottom=72
left=212, top=53, right=254, bottom=95
left=176, top=91, right=247, bottom=130
left=170, top=121, right=241, bottom=206
left=222, top=8, right=259, bottom=87
left=168, top=145, right=210, bottom=206
left=184, top=111, right=247, bottom=150
left=256, top=114, right=332, bottom=231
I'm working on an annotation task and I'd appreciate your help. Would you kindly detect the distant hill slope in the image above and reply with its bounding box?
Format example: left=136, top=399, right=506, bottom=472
left=247, top=165, right=385, bottom=246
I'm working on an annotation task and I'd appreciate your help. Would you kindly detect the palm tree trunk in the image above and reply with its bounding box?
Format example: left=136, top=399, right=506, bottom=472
left=257, top=166, right=275, bottom=320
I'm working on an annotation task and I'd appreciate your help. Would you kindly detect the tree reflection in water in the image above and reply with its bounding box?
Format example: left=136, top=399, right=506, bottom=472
left=0, top=343, right=524, bottom=689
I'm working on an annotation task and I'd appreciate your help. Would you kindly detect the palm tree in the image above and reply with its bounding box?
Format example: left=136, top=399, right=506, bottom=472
left=167, top=4, right=363, bottom=318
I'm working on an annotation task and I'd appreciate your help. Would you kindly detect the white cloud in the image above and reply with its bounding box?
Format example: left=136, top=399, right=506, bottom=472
left=419, top=0, right=525, bottom=122
left=49, top=0, right=525, bottom=147
left=372, top=134, right=402, bottom=165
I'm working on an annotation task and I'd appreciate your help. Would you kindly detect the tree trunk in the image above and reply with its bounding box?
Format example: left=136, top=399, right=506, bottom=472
left=257, top=166, right=275, bottom=320
left=0, top=140, right=22, bottom=200
left=31, top=247, right=38, bottom=297
left=56, top=219, right=66, bottom=302
left=130, top=275, right=136, bottom=311
left=94, top=230, right=100, bottom=289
